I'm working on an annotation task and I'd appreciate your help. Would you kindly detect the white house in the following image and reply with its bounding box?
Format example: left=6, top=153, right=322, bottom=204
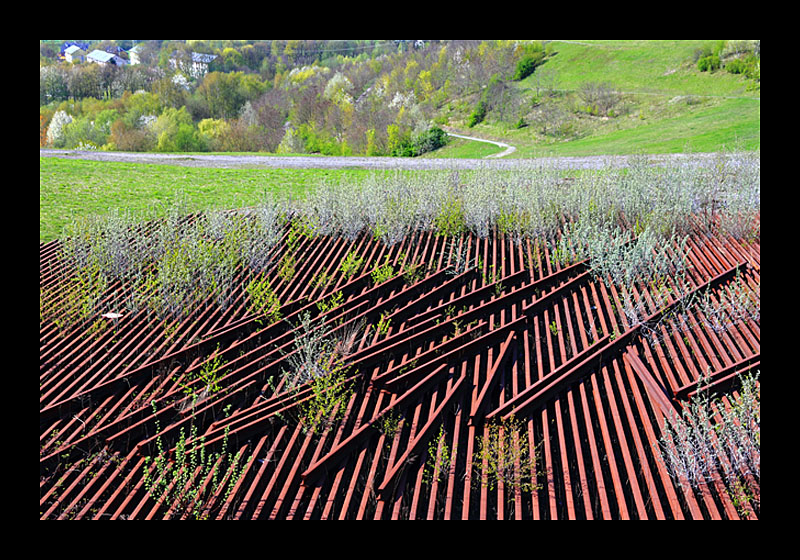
left=128, top=45, right=142, bottom=65
left=170, top=51, right=218, bottom=78
left=64, top=45, right=86, bottom=63
left=87, top=49, right=127, bottom=67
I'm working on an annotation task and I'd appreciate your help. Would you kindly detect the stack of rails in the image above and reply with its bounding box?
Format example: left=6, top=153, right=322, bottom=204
left=40, top=226, right=760, bottom=520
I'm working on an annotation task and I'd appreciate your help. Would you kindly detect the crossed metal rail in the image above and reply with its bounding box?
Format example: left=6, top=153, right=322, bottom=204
left=40, top=224, right=760, bottom=520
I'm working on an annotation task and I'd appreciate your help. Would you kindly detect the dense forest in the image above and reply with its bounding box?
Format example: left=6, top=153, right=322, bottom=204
left=39, top=40, right=549, bottom=156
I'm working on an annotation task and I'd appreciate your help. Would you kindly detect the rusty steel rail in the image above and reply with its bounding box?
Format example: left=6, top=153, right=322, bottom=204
left=40, top=223, right=760, bottom=520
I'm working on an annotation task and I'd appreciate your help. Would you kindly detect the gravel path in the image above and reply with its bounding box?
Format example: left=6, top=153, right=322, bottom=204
left=40, top=148, right=726, bottom=171
left=444, top=131, right=517, bottom=158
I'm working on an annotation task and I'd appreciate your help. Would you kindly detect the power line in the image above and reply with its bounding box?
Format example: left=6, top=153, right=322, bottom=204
left=280, top=41, right=397, bottom=56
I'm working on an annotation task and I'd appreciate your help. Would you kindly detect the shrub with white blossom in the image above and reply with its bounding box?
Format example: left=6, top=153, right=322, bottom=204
left=46, top=110, right=72, bottom=147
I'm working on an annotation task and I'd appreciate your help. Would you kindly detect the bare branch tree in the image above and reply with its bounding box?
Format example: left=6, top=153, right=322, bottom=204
left=577, top=81, right=620, bottom=116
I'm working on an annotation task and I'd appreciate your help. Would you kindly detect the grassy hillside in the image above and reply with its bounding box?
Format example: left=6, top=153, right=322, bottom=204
left=39, top=157, right=374, bottom=242
left=436, top=40, right=760, bottom=157
left=529, top=40, right=757, bottom=96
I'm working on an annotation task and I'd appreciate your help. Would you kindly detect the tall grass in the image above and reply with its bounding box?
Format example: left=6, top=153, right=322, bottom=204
left=46, top=151, right=759, bottom=329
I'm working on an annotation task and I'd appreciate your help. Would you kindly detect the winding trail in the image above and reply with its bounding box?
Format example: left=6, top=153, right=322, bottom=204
left=444, top=130, right=517, bottom=158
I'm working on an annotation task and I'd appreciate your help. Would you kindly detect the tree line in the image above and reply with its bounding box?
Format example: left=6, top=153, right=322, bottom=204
left=40, top=40, right=547, bottom=156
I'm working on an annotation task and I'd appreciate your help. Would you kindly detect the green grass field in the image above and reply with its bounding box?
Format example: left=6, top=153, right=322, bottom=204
left=39, top=157, right=378, bottom=242
left=512, top=97, right=759, bottom=156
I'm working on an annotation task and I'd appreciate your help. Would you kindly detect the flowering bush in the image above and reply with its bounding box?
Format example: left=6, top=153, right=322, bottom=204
left=46, top=110, right=72, bottom=147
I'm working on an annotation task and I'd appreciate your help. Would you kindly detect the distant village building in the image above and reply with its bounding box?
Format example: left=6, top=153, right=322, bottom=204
left=64, top=45, right=86, bottom=63
left=170, top=51, right=218, bottom=78
left=59, top=41, right=89, bottom=59
left=128, top=45, right=142, bottom=65
left=86, top=49, right=127, bottom=67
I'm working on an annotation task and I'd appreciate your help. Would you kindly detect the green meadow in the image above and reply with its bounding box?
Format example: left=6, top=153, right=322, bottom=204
left=40, top=157, right=375, bottom=242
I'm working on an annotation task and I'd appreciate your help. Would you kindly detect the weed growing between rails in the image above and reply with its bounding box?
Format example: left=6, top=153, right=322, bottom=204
left=40, top=260, right=107, bottom=334
left=546, top=197, right=759, bottom=348
left=246, top=273, right=282, bottom=326
left=370, top=255, right=395, bottom=285
left=658, top=371, right=760, bottom=516
left=339, top=250, right=365, bottom=280
left=270, top=311, right=357, bottom=437
left=423, top=424, right=452, bottom=486
left=46, top=192, right=289, bottom=329
left=173, top=343, right=229, bottom=400
left=473, top=415, right=543, bottom=494
left=297, top=364, right=355, bottom=437
left=142, top=401, right=250, bottom=520
left=687, top=269, right=760, bottom=334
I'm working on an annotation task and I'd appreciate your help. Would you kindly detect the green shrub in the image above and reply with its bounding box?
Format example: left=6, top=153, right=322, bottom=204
left=433, top=194, right=466, bottom=237
left=110, top=119, right=156, bottom=152
left=390, top=126, right=449, bottom=157
left=697, top=54, right=720, bottom=72
left=174, top=123, right=208, bottom=152
left=61, top=115, right=110, bottom=149
left=725, top=58, right=746, bottom=74
left=513, top=53, right=543, bottom=81
left=726, top=55, right=760, bottom=81
left=390, top=139, right=416, bottom=157
left=413, top=126, right=449, bottom=155
left=467, top=100, right=488, bottom=128
left=296, top=123, right=342, bottom=155
left=386, top=123, right=410, bottom=156
left=339, top=250, right=364, bottom=279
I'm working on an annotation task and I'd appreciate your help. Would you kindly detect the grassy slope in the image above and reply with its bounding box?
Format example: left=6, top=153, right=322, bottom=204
left=39, top=158, right=376, bottom=242
left=424, top=136, right=504, bottom=158
left=436, top=40, right=760, bottom=157
left=513, top=97, right=760, bottom=156
left=532, top=40, right=756, bottom=96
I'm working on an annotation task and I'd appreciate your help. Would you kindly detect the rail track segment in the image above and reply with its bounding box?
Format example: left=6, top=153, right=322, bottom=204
left=40, top=216, right=760, bottom=520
